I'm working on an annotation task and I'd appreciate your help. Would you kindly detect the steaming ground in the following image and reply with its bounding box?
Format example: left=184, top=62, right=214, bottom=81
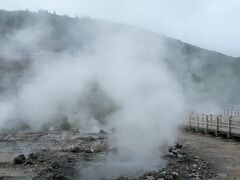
left=0, top=10, right=239, bottom=179
left=3, top=31, right=184, bottom=177
left=0, top=130, right=217, bottom=179
left=0, top=11, right=186, bottom=178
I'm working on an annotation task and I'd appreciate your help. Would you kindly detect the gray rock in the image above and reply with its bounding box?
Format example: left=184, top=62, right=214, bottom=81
left=28, top=153, right=38, bottom=160
left=69, top=146, right=81, bottom=153
left=171, top=172, right=179, bottom=178
left=99, top=129, right=107, bottom=134
left=164, top=175, right=173, bottom=180
left=193, top=164, right=198, bottom=168
left=145, top=176, right=155, bottom=180
left=51, top=161, right=61, bottom=169
left=53, top=174, right=69, bottom=180
left=175, top=143, right=183, bottom=149
left=14, top=154, right=26, bottom=164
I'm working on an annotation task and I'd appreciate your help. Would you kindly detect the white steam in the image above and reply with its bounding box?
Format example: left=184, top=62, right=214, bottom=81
left=0, top=17, right=185, bottom=178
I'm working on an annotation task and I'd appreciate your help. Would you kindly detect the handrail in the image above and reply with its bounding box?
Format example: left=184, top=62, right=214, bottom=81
left=187, top=110, right=240, bottom=138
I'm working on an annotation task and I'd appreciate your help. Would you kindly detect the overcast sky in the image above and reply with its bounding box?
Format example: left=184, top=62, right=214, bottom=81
left=0, top=0, right=239, bottom=57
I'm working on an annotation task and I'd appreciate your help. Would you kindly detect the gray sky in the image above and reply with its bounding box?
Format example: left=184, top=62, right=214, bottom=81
left=0, top=0, right=239, bottom=57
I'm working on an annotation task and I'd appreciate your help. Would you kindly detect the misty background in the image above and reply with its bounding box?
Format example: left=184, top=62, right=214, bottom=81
left=0, top=0, right=240, bottom=56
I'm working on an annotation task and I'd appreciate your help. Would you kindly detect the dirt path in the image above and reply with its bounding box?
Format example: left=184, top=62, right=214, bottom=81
left=180, top=131, right=240, bottom=179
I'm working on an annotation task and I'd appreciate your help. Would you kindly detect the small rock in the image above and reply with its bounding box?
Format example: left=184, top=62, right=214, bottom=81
left=177, top=153, right=184, bottom=158
left=145, top=176, right=155, bottom=180
left=14, top=154, right=26, bottom=164
left=28, top=153, right=38, bottom=160
left=155, top=171, right=166, bottom=179
left=115, top=177, right=128, bottom=180
left=191, top=173, right=196, bottom=177
left=85, top=148, right=94, bottom=153
left=167, top=152, right=177, bottom=158
left=67, top=158, right=75, bottom=162
left=51, top=161, right=61, bottom=169
left=25, top=160, right=34, bottom=165
left=171, top=172, right=179, bottom=178
left=164, top=175, right=173, bottom=180
left=194, top=156, right=199, bottom=159
left=193, top=164, right=198, bottom=168
left=99, top=129, right=107, bottom=134
left=53, top=174, right=69, bottom=180
left=70, top=146, right=80, bottom=153
left=175, top=143, right=183, bottom=149
left=71, top=128, right=80, bottom=134
left=168, top=147, right=175, bottom=153
left=4, top=134, right=14, bottom=140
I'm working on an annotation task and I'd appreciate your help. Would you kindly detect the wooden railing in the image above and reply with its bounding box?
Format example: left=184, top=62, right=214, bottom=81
left=188, top=109, right=240, bottom=138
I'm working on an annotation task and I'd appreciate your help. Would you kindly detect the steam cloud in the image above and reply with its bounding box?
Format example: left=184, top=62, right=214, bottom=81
left=0, top=12, right=186, bottom=178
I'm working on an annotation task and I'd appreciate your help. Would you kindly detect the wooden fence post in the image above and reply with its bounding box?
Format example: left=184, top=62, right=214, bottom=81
left=205, top=114, right=208, bottom=134
left=215, top=116, right=219, bottom=136
left=227, top=115, right=232, bottom=139
left=210, top=114, right=213, bottom=130
left=188, top=114, right=191, bottom=130
left=196, top=114, right=199, bottom=132
left=219, top=115, right=222, bottom=132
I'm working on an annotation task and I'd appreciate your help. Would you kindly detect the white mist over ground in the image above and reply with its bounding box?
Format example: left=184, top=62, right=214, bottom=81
left=0, top=18, right=185, bottom=178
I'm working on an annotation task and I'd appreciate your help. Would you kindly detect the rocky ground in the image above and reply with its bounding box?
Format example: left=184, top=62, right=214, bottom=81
left=0, top=129, right=109, bottom=179
left=0, top=129, right=227, bottom=180
left=180, top=131, right=240, bottom=180
left=132, top=143, right=216, bottom=180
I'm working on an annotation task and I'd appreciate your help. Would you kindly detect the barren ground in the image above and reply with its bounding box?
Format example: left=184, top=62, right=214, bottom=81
left=0, top=130, right=239, bottom=179
left=180, top=131, right=240, bottom=180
